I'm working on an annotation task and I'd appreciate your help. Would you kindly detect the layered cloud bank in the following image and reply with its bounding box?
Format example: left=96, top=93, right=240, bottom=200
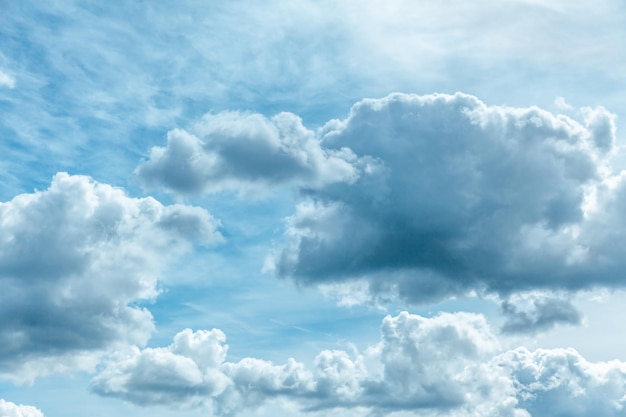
left=91, top=311, right=626, bottom=417
left=0, top=399, right=44, bottom=417
left=0, top=173, right=222, bottom=382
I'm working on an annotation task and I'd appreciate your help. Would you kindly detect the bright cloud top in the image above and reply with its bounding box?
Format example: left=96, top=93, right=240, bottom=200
left=0, top=173, right=222, bottom=383
left=91, top=311, right=626, bottom=417
left=0, top=399, right=44, bottom=417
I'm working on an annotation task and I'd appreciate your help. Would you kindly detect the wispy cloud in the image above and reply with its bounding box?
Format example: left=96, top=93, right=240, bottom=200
left=0, top=70, right=15, bottom=89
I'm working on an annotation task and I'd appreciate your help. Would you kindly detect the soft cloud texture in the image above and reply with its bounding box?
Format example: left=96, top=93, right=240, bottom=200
left=0, top=399, right=43, bottom=417
left=500, top=292, right=582, bottom=334
left=136, top=112, right=359, bottom=195
left=0, top=173, right=222, bottom=382
left=501, top=347, right=626, bottom=417
left=267, top=93, right=625, bottom=304
left=91, top=310, right=626, bottom=416
left=0, top=70, right=15, bottom=89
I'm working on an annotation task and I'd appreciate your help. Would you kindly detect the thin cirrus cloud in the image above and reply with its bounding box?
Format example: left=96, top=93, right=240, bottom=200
left=0, top=173, right=222, bottom=383
left=90, top=311, right=626, bottom=417
left=0, top=399, right=44, bottom=417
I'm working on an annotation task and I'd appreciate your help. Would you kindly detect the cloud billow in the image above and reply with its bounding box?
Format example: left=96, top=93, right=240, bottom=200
left=0, top=173, right=222, bottom=382
left=136, top=111, right=359, bottom=195
left=91, top=311, right=626, bottom=417
left=265, top=92, right=623, bottom=304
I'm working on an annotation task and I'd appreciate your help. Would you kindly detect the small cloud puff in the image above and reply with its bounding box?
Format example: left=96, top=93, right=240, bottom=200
left=500, top=291, right=582, bottom=334
left=0, top=173, right=222, bottom=382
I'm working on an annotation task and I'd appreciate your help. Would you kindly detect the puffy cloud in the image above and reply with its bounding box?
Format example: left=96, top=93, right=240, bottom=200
left=0, top=173, right=222, bottom=382
left=91, top=311, right=626, bottom=416
left=500, top=292, right=582, bottom=334
left=136, top=112, right=359, bottom=195
left=267, top=92, right=626, bottom=304
left=582, top=106, right=617, bottom=153
left=501, top=347, right=626, bottom=417
left=87, top=312, right=509, bottom=415
left=91, top=329, right=231, bottom=407
left=0, top=399, right=43, bottom=417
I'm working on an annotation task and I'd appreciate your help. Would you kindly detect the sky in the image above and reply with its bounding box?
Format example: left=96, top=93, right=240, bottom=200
left=1, top=1, right=626, bottom=416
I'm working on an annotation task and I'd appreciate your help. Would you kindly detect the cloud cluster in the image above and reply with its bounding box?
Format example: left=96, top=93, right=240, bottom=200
left=136, top=112, right=359, bottom=195
left=0, top=173, right=222, bottom=382
left=257, top=93, right=625, bottom=307
left=0, top=399, right=43, bottom=417
left=91, top=310, right=626, bottom=416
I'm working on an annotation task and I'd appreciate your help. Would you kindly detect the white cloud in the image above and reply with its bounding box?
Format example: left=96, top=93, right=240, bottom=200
left=264, top=92, right=626, bottom=305
left=0, top=399, right=43, bottom=417
left=95, top=310, right=626, bottom=416
left=500, top=347, right=626, bottom=417
left=136, top=112, right=359, bottom=196
left=0, top=70, right=15, bottom=89
left=554, top=96, right=574, bottom=111
left=0, top=173, right=222, bottom=382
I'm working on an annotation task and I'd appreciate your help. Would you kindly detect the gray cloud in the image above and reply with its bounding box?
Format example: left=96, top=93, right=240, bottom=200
left=136, top=112, right=359, bottom=195
left=265, top=93, right=625, bottom=304
left=0, top=399, right=44, bottom=417
left=0, top=173, right=222, bottom=382
left=500, top=292, right=582, bottom=334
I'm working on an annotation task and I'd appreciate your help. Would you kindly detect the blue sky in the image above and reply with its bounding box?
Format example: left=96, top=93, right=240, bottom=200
left=2, top=1, right=626, bottom=416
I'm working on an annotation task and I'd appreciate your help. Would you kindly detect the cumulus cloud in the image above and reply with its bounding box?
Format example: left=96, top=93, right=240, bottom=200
left=0, top=399, right=44, bottom=417
left=94, top=310, right=626, bottom=417
left=263, top=92, right=626, bottom=304
left=500, top=292, right=582, bottom=334
left=136, top=112, right=359, bottom=195
left=92, top=311, right=626, bottom=416
left=500, top=347, right=626, bottom=417
left=0, top=173, right=222, bottom=382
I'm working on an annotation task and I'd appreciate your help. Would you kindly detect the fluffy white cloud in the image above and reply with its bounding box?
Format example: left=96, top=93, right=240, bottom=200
left=0, top=173, right=222, bottom=382
left=91, top=329, right=231, bottom=407
left=0, top=399, right=43, bottom=417
left=136, top=112, right=359, bottom=195
left=265, top=93, right=626, bottom=305
left=501, top=347, right=626, bottom=417
left=96, top=310, right=626, bottom=416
